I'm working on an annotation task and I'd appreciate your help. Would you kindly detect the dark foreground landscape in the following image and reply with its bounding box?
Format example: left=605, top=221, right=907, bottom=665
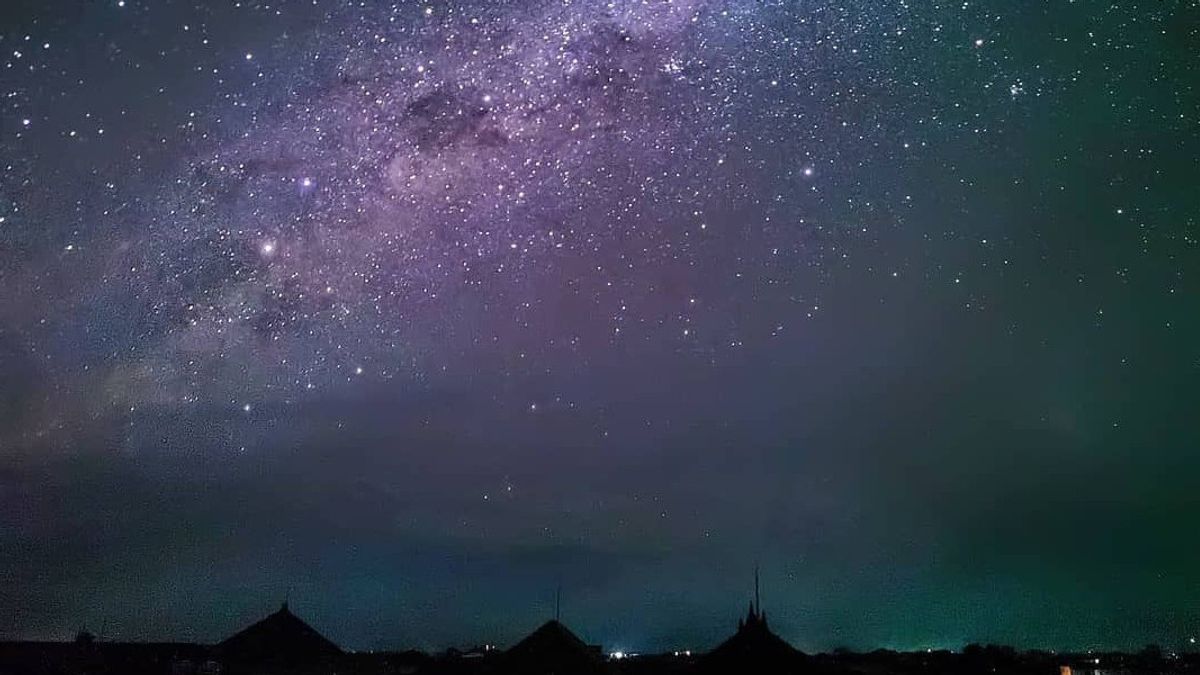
left=2, top=599, right=1195, bottom=675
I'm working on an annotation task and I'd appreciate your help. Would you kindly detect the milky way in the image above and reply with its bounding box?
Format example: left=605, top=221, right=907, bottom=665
left=2, top=0, right=1198, bottom=655
left=127, top=0, right=851, bottom=408
left=58, top=0, right=969, bottom=417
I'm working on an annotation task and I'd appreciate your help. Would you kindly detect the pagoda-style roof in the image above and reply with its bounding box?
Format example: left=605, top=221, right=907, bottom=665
left=218, top=603, right=342, bottom=665
left=702, top=601, right=806, bottom=674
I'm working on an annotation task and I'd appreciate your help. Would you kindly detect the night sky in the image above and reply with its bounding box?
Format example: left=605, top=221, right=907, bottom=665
left=1, top=0, right=1198, bottom=656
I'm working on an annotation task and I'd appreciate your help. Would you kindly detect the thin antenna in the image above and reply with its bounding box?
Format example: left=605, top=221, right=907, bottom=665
left=555, top=585, right=562, bottom=622
left=754, top=565, right=761, bottom=616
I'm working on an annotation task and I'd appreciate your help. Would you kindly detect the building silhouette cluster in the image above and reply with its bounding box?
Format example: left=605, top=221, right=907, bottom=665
left=3, top=583, right=1199, bottom=675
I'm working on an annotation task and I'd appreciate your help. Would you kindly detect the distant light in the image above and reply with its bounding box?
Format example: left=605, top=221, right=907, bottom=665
left=610, top=651, right=627, bottom=660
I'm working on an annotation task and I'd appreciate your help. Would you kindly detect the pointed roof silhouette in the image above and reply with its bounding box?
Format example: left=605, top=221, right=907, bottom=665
left=504, top=619, right=604, bottom=674
left=218, top=602, right=342, bottom=664
left=707, top=612, right=801, bottom=664
left=703, top=578, right=805, bottom=674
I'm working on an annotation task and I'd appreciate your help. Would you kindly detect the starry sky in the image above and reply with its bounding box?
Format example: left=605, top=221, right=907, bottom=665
left=1, top=0, right=1198, bottom=656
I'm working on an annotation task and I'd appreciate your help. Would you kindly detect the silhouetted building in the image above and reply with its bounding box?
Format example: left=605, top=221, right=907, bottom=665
left=701, top=571, right=805, bottom=674
left=218, top=602, right=342, bottom=670
left=502, top=619, right=606, bottom=675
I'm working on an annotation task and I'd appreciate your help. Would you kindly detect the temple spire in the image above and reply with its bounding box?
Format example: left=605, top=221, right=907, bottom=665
left=754, top=566, right=761, bottom=616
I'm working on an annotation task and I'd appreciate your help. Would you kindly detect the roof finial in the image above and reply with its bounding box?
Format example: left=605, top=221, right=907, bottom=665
left=754, top=565, right=761, bottom=617
left=555, top=585, right=562, bottom=622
